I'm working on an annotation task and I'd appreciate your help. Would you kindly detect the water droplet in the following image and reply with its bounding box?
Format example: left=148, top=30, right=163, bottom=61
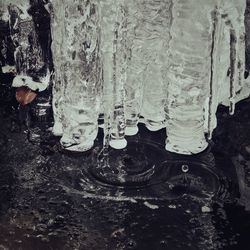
left=181, top=164, right=189, bottom=173
left=126, top=239, right=137, bottom=249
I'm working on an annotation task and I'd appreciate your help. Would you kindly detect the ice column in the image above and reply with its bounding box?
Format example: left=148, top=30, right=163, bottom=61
left=138, top=0, right=171, bottom=131
left=222, top=0, right=247, bottom=112
left=49, top=0, right=65, bottom=136
left=0, top=1, right=15, bottom=73
left=124, top=0, right=171, bottom=134
left=58, top=0, right=101, bottom=152
left=100, top=0, right=128, bottom=149
left=8, top=1, right=50, bottom=92
left=165, top=0, right=215, bottom=154
left=205, top=4, right=225, bottom=139
left=206, top=0, right=246, bottom=138
left=124, top=0, right=143, bottom=136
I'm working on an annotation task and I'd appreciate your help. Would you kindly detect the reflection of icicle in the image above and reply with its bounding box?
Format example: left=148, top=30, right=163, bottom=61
left=100, top=0, right=127, bottom=150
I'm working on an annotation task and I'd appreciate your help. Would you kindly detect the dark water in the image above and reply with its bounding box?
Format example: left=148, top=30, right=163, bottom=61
left=1, top=1, right=250, bottom=249
left=1, top=94, right=250, bottom=249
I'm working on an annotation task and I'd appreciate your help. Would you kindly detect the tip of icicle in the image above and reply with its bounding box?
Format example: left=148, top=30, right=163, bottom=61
left=125, top=126, right=139, bottom=136
left=109, top=138, right=127, bottom=150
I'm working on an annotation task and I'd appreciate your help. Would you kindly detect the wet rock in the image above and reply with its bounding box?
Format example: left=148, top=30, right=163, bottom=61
left=110, top=228, right=125, bottom=239
left=143, top=201, right=159, bottom=210
left=126, top=239, right=137, bottom=249
left=201, top=205, right=213, bottom=213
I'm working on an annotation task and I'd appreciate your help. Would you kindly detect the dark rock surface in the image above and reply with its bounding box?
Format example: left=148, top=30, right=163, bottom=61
left=1, top=84, right=250, bottom=249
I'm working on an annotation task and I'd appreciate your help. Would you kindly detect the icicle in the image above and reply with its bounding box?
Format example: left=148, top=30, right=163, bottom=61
left=138, top=0, right=171, bottom=132
left=229, top=27, right=237, bottom=115
left=124, top=0, right=143, bottom=136
left=221, top=0, right=246, bottom=115
left=0, top=1, right=10, bottom=23
left=206, top=0, right=246, bottom=136
left=165, top=0, right=213, bottom=155
left=59, top=0, right=101, bottom=152
left=49, top=0, right=65, bottom=136
left=233, top=0, right=248, bottom=102
left=100, top=0, right=127, bottom=150
left=0, top=1, right=16, bottom=71
left=109, top=0, right=128, bottom=149
left=8, top=1, right=49, bottom=91
left=207, top=6, right=223, bottom=140
left=99, top=0, right=114, bottom=153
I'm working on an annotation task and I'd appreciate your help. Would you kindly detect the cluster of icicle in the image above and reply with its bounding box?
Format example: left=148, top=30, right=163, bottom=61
left=2, top=0, right=249, bottom=154
left=50, top=0, right=249, bottom=155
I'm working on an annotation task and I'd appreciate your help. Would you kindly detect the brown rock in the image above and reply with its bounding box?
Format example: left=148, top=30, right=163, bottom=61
left=15, top=87, right=37, bottom=106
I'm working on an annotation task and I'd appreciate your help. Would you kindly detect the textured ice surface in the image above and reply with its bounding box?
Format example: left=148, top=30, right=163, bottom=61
left=165, top=0, right=214, bottom=154
left=49, top=0, right=66, bottom=136
left=7, top=1, right=50, bottom=92
left=165, top=0, right=248, bottom=154
left=99, top=0, right=128, bottom=149
left=124, top=0, right=171, bottom=133
left=47, top=0, right=249, bottom=153
left=206, top=0, right=247, bottom=139
left=50, top=0, right=101, bottom=151
left=137, top=0, right=171, bottom=131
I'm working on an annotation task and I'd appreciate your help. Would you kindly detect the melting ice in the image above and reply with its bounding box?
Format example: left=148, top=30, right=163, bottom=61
left=3, top=0, right=250, bottom=155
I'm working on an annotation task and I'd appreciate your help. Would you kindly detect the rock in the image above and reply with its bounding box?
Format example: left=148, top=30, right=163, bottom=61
left=201, top=205, right=213, bottom=213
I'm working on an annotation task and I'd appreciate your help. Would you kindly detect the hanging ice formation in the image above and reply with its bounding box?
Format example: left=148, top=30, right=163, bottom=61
left=49, top=0, right=65, bottom=136
left=99, top=0, right=128, bottom=150
left=0, top=1, right=15, bottom=73
left=165, top=0, right=214, bottom=154
left=50, top=0, right=101, bottom=152
left=165, top=0, right=248, bottom=154
left=136, top=0, right=171, bottom=132
left=7, top=0, right=50, bottom=92
left=42, top=1, right=250, bottom=154
left=206, top=0, right=247, bottom=140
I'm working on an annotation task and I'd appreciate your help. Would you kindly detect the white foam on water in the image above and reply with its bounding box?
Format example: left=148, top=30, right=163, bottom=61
left=143, top=201, right=159, bottom=210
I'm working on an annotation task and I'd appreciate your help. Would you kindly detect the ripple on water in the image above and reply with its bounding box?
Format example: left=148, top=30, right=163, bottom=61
left=89, top=141, right=166, bottom=188
left=56, top=140, right=230, bottom=203
left=161, top=160, right=229, bottom=200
